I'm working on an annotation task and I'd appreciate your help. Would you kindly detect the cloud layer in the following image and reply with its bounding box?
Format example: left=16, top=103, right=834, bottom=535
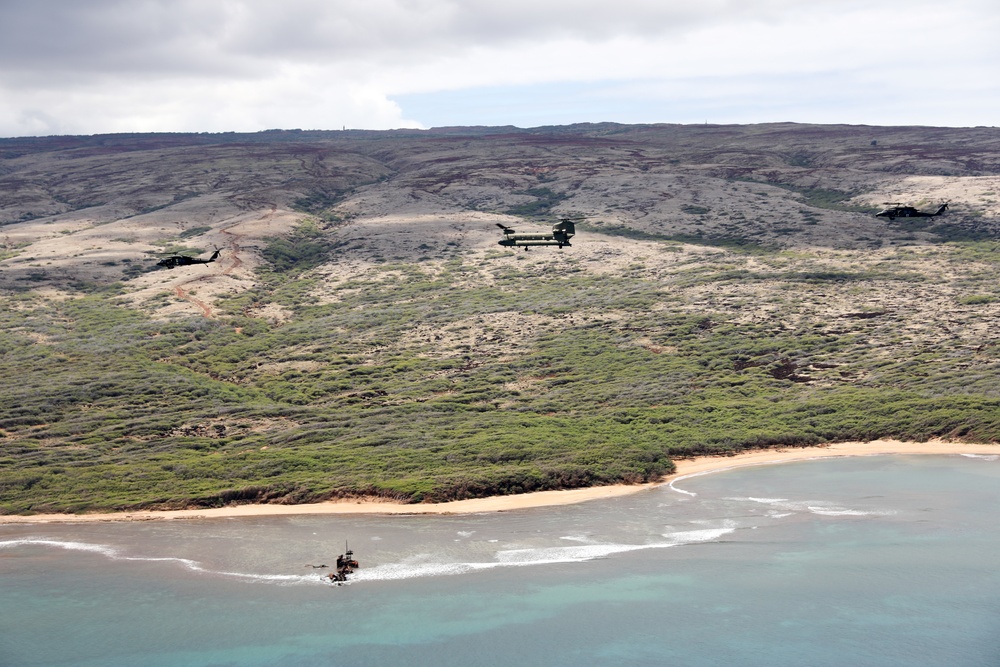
left=1, top=0, right=997, bottom=136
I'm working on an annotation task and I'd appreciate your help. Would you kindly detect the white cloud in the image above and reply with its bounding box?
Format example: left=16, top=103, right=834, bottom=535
left=0, top=70, right=421, bottom=136
left=0, top=0, right=997, bottom=135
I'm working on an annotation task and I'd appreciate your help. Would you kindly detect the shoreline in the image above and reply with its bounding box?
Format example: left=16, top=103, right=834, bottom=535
left=3, top=439, right=997, bottom=524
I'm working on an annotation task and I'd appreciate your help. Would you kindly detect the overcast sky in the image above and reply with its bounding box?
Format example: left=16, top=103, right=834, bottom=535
left=1, top=0, right=997, bottom=137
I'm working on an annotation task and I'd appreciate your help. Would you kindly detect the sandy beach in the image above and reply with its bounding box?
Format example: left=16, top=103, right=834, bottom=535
left=2, top=439, right=996, bottom=524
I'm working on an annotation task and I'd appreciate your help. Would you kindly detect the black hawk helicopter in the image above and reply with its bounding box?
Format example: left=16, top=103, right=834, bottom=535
left=875, top=202, right=948, bottom=220
left=496, top=218, right=577, bottom=249
left=155, top=247, right=221, bottom=269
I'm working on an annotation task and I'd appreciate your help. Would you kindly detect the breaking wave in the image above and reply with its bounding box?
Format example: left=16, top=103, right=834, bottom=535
left=1, top=524, right=738, bottom=586
left=724, top=496, right=893, bottom=518
left=0, top=538, right=319, bottom=586
left=960, top=453, right=999, bottom=461
left=353, top=525, right=737, bottom=582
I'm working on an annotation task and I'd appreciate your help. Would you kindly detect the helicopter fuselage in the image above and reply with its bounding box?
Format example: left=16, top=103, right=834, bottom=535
left=497, top=220, right=576, bottom=249
left=875, top=203, right=948, bottom=220
left=498, top=233, right=572, bottom=248
left=156, top=249, right=221, bottom=269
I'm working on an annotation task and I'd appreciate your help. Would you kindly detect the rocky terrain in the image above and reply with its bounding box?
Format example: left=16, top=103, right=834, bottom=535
left=3, top=123, right=1000, bottom=297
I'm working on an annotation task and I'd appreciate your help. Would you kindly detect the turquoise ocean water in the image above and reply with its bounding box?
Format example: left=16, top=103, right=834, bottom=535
left=2, top=454, right=999, bottom=666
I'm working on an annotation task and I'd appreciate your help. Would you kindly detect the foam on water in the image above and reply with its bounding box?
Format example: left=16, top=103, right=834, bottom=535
left=354, top=525, right=739, bottom=582
left=0, top=522, right=740, bottom=588
left=351, top=560, right=498, bottom=582
left=727, top=497, right=789, bottom=504
left=0, top=537, right=119, bottom=557
left=805, top=506, right=890, bottom=517
left=0, top=537, right=320, bottom=586
left=725, top=496, right=893, bottom=518
left=662, top=526, right=736, bottom=544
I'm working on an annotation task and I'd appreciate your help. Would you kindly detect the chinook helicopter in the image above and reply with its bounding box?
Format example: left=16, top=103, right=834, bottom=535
left=875, top=202, right=948, bottom=220
left=496, top=218, right=577, bottom=249
left=155, top=247, right=221, bottom=269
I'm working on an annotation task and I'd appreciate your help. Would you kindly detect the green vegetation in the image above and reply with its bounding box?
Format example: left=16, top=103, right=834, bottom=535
left=587, top=224, right=771, bottom=253
left=505, top=187, right=570, bottom=218
left=960, top=294, right=997, bottom=305
left=0, top=245, right=27, bottom=261
left=151, top=242, right=202, bottom=256
left=259, top=221, right=337, bottom=274
left=584, top=224, right=680, bottom=243
left=896, top=219, right=1000, bottom=243
left=292, top=191, right=346, bottom=222
left=2, top=235, right=1000, bottom=515
left=763, top=184, right=874, bottom=213
left=179, top=226, right=213, bottom=239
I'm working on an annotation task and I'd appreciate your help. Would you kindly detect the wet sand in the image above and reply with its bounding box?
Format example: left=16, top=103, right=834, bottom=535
left=2, top=439, right=996, bottom=524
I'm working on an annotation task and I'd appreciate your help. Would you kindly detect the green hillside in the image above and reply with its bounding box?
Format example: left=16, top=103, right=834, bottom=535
left=2, top=124, right=1000, bottom=514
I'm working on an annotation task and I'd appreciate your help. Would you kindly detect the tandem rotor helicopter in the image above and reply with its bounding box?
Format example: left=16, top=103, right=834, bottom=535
left=875, top=202, right=949, bottom=220
left=155, top=247, right=221, bottom=269
left=496, top=218, right=579, bottom=249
